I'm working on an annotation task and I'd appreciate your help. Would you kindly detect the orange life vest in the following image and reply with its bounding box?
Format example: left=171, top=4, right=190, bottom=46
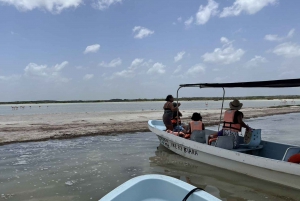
left=171, top=118, right=181, bottom=125
left=184, top=134, right=191, bottom=139
left=288, top=154, right=300, bottom=164
left=223, top=110, right=241, bottom=132
left=190, top=121, right=203, bottom=133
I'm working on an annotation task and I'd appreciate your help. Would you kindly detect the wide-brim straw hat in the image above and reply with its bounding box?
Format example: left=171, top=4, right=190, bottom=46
left=229, top=99, right=243, bottom=110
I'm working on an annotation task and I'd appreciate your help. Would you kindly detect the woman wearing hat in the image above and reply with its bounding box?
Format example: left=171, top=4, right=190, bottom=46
left=208, top=99, right=250, bottom=147
left=222, top=99, right=251, bottom=148
left=163, top=95, right=181, bottom=130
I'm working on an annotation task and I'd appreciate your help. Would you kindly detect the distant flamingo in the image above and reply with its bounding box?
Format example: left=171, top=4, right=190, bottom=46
left=280, top=100, right=287, bottom=104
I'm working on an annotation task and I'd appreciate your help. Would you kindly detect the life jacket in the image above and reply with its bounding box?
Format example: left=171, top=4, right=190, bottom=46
left=223, top=110, right=241, bottom=132
left=171, top=118, right=181, bottom=125
left=288, top=154, right=300, bottom=164
left=184, top=134, right=191, bottom=139
left=190, top=121, right=203, bottom=133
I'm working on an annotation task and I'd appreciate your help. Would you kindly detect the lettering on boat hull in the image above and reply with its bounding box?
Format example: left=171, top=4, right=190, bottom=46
left=158, top=136, right=198, bottom=156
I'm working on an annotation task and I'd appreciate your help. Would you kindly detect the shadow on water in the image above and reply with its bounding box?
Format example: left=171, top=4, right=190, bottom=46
left=150, top=145, right=299, bottom=201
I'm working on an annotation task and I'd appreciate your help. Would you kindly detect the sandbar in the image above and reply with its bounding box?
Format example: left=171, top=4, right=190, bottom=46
left=0, top=106, right=300, bottom=145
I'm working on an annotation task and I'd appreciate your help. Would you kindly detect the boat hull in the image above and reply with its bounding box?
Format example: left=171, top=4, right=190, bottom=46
left=99, top=174, right=220, bottom=201
left=148, top=120, right=300, bottom=190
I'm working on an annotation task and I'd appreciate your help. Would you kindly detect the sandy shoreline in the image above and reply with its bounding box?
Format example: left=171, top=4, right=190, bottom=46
left=1, top=106, right=300, bottom=145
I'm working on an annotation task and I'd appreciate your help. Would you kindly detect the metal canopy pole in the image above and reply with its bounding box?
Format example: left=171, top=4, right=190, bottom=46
left=218, top=87, right=225, bottom=131
left=176, top=86, right=182, bottom=127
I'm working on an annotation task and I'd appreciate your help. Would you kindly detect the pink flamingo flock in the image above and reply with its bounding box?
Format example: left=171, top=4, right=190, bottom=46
left=11, top=105, right=47, bottom=110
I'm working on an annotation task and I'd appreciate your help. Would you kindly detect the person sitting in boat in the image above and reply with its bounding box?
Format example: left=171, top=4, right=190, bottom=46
left=171, top=113, right=184, bottom=132
left=171, top=103, right=187, bottom=132
left=222, top=99, right=251, bottom=148
left=185, top=112, right=205, bottom=139
left=166, top=129, right=185, bottom=137
left=163, top=95, right=181, bottom=131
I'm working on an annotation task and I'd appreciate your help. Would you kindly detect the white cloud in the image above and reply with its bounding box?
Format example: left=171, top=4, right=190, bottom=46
left=83, top=74, right=94, bottom=80
left=132, top=26, right=154, bottom=39
left=173, top=65, right=182, bottom=74
left=110, top=58, right=148, bottom=79
left=147, top=63, right=166, bottom=75
left=99, top=58, right=122, bottom=68
left=173, top=17, right=182, bottom=25
left=272, top=42, right=300, bottom=58
left=0, top=0, right=83, bottom=13
left=265, top=34, right=282, bottom=42
left=174, top=51, right=186, bottom=62
left=220, top=0, right=277, bottom=18
left=24, top=61, right=70, bottom=82
left=184, top=16, right=193, bottom=27
left=0, top=74, right=21, bottom=81
left=264, top=29, right=295, bottom=42
left=220, top=36, right=231, bottom=44
left=202, top=37, right=245, bottom=64
left=245, top=56, right=268, bottom=68
left=186, top=64, right=205, bottom=75
left=195, top=0, right=219, bottom=25
left=287, top=29, right=295, bottom=38
left=54, top=61, right=68, bottom=71
left=113, top=70, right=134, bottom=78
left=129, top=58, right=144, bottom=70
left=84, top=44, right=100, bottom=54
left=92, top=0, right=122, bottom=10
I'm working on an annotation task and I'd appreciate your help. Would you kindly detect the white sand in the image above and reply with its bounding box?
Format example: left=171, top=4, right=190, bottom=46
left=0, top=106, right=300, bottom=145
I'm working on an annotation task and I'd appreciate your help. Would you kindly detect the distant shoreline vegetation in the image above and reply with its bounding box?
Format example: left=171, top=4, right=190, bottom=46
left=1, top=95, right=300, bottom=105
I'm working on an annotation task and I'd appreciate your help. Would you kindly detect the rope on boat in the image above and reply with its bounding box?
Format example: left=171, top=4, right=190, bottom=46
left=182, top=187, right=204, bottom=201
left=218, top=87, right=225, bottom=131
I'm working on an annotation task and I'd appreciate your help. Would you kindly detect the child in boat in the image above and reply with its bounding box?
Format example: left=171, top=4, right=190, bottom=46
left=166, top=129, right=185, bottom=137
left=185, top=112, right=205, bottom=139
left=171, top=106, right=186, bottom=132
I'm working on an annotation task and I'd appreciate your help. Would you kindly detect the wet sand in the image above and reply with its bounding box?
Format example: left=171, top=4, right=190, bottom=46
left=1, top=106, right=300, bottom=145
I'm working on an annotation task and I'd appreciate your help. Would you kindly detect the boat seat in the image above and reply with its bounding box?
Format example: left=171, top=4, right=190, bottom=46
left=282, top=147, right=300, bottom=161
left=190, top=130, right=206, bottom=143
left=215, top=136, right=234, bottom=150
left=239, top=129, right=261, bottom=148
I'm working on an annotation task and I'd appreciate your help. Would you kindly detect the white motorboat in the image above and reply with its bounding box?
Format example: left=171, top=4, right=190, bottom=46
left=99, top=174, right=220, bottom=201
left=148, top=78, right=300, bottom=190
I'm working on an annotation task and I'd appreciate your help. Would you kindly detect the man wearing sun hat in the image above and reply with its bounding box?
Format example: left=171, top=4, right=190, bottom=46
left=222, top=99, right=251, bottom=148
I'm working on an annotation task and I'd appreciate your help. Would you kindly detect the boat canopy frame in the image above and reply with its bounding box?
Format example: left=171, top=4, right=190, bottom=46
left=175, top=78, right=300, bottom=131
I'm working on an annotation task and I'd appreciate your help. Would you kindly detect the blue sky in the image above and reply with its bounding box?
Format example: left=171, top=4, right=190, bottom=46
left=0, top=0, right=300, bottom=101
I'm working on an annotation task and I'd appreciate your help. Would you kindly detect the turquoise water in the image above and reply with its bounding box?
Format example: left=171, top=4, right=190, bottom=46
left=0, top=113, right=300, bottom=201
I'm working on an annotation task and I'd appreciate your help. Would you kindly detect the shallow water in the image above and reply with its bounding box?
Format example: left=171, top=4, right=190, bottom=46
left=1, top=114, right=300, bottom=201
left=1, top=100, right=299, bottom=116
